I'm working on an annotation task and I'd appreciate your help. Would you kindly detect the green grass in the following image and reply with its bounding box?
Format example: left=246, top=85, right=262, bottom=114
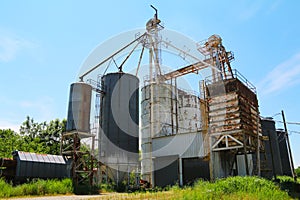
left=0, top=178, right=73, bottom=198
left=181, top=176, right=291, bottom=200
left=88, top=176, right=292, bottom=200
left=0, top=176, right=297, bottom=199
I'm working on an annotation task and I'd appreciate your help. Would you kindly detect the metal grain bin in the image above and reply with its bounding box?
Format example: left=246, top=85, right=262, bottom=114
left=261, top=118, right=283, bottom=178
left=99, top=72, right=139, bottom=183
left=277, top=129, right=293, bottom=176
left=66, top=82, right=92, bottom=132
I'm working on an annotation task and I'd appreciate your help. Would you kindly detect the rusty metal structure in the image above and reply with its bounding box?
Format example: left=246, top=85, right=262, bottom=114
left=73, top=6, right=268, bottom=187
left=204, top=72, right=263, bottom=179
left=61, top=82, right=99, bottom=186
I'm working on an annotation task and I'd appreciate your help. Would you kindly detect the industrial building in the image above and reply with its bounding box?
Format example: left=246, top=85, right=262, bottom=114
left=59, top=7, right=296, bottom=187
left=0, top=7, right=296, bottom=187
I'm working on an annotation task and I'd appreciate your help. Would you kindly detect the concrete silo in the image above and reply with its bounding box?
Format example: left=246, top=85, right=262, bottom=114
left=140, top=82, right=206, bottom=187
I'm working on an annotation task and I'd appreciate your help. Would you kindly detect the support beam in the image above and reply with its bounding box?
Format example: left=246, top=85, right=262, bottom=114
left=179, top=157, right=183, bottom=186
left=243, top=134, right=249, bottom=175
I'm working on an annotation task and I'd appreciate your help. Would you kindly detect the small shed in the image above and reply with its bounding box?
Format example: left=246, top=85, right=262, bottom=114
left=13, top=151, right=70, bottom=181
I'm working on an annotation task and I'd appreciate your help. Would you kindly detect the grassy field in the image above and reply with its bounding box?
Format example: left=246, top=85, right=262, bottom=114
left=0, top=176, right=298, bottom=199
left=91, top=176, right=292, bottom=200
left=0, top=178, right=73, bottom=198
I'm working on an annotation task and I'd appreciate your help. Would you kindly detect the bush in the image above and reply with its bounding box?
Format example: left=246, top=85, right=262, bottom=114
left=0, top=178, right=73, bottom=198
left=296, top=167, right=300, bottom=178
left=276, top=176, right=300, bottom=199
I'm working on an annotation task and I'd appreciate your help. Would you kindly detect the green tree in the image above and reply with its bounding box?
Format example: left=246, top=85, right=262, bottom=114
left=19, top=116, right=66, bottom=155
left=0, top=129, right=23, bottom=158
left=296, top=166, right=300, bottom=178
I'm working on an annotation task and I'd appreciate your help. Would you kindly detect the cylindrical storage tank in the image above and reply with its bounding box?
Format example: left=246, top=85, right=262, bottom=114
left=276, top=129, right=293, bottom=176
left=66, top=82, right=92, bottom=132
left=141, top=83, right=177, bottom=138
left=141, top=83, right=177, bottom=182
left=177, top=89, right=201, bottom=134
left=99, top=72, right=139, bottom=183
left=261, top=118, right=283, bottom=178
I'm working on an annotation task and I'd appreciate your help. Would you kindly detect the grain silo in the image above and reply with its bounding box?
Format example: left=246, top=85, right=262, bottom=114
left=177, top=89, right=202, bottom=133
left=66, top=82, right=92, bottom=132
left=141, top=82, right=206, bottom=187
left=261, top=118, right=283, bottom=178
left=99, top=72, right=139, bottom=184
left=141, top=83, right=178, bottom=183
left=63, top=82, right=94, bottom=185
left=276, top=129, right=293, bottom=176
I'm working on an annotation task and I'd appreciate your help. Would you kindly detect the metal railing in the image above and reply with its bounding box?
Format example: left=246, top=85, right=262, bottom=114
left=204, top=69, right=256, bottom=94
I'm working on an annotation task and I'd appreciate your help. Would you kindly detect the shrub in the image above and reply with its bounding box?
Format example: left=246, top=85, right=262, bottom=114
left=295, top=167, right=300, bottom=178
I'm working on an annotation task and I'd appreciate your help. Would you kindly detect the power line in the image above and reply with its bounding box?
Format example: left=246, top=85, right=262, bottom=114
left=274, top=120, right=300, bottom=125
left=290, top=130, right=300, bottom=134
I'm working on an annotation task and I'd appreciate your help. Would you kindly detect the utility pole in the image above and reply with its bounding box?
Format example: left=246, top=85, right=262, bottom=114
left=281, top=110, right=297, bottom=181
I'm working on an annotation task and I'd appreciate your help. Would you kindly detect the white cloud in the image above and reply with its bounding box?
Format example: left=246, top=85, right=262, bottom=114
left=257, top=52, right=300, bottom=95
left=0, top=30, right=37, bottom=62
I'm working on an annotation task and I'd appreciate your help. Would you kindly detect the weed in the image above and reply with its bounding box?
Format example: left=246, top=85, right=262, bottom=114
left=0, top=178, right=73, bottom=198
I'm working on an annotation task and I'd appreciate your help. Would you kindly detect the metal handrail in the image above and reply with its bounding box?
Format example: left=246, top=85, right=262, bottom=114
left=204, top=69, right=256, bottom=94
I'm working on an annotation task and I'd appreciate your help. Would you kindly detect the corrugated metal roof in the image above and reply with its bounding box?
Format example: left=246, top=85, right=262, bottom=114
left=16, top=151, right=66, bottom=164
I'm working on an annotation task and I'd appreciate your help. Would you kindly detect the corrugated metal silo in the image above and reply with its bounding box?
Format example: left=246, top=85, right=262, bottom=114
left=99, top=72, right=139, bottom=184
left=261, top=118, right=283, bottom=178
left=276, top=129, right=293, bottom=176
left=66, top=82, right=92, bottom=132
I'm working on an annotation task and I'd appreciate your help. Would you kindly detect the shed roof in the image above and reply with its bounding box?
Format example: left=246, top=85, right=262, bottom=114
left=14, top=151, right=66, bottom=164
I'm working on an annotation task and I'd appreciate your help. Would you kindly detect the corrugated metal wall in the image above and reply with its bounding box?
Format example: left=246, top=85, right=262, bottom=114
left=13, top=151, right=70, bottom=181
left=153, top=155, right=179, bottom=187
left=99, top=72, right=139, bottom=183
left=152, top=131, right=204, bottom=158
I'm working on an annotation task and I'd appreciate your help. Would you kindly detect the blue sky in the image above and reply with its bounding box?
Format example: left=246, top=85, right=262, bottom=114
left=1, top=1, right=300, bottom=167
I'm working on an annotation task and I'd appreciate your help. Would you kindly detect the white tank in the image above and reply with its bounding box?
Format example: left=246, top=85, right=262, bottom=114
left=141, top=83, right=177, bottom=138
left=177, top=89, right=201, bottom=133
